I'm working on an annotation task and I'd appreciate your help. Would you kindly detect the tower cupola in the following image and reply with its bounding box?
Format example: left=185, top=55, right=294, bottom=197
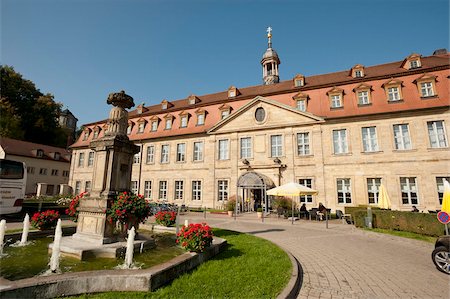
left=261, top=27, right=281, bottom=85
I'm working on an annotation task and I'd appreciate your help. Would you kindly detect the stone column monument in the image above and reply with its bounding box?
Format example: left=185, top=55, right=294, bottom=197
left=72, top=91, right=139, bottom=245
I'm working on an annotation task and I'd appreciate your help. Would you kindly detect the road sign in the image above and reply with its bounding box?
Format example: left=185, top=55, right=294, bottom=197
left=437, top=211, right=450, bottom=224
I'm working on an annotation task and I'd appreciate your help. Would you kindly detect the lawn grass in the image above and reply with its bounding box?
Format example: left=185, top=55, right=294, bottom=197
left=68, top=228, right=292, bottom=299
left=363, top=227, right=436, bottom=243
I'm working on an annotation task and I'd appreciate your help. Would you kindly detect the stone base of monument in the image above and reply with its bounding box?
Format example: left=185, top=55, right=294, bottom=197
left=49, top=236, right=156, bottom=260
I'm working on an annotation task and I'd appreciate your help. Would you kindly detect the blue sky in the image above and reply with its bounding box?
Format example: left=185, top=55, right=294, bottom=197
left=2, top=0, right=449, bottom=126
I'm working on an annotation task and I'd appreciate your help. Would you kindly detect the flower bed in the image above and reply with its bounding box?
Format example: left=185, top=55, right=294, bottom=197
left=177, top=223, right=213, bottom=252
left=65, top=192, right=87, bottom=222
left=155, top=211, right=176, bottom=227
left=31, top=210, right=59, bottom=230
left=106, top=192, right=151, bottom=231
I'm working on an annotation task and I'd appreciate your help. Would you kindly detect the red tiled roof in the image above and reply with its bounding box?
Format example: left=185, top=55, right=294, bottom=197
left=0, top=137, right=71, bottom=162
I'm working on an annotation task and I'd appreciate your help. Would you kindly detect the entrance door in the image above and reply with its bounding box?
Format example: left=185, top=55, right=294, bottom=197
left=253, top=189, right=262, bottom=211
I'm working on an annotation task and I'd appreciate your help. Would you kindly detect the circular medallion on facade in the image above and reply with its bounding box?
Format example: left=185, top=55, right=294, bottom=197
left=255, top=107, right=266, bottom=123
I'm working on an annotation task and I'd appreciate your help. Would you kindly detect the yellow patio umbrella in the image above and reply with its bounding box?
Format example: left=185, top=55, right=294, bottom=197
left=378, top=184, right=391, bottom=210
left=441, top=179, right=450, bottom=214
left=267, top=182, right=318, bottom=224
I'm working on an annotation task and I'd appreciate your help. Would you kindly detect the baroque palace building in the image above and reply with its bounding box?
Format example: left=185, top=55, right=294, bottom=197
left=69, top=30, right=449, bottom=213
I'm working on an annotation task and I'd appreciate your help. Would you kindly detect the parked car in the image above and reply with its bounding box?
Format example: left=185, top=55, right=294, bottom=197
left=432, top=235, right=450, bottom=274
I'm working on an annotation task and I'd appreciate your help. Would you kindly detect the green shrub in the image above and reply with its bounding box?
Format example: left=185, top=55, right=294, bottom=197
left=353, top=209, right=444, bottom=237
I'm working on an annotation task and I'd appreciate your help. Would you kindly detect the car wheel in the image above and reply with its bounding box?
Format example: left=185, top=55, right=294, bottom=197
left=432, top=246, right=450, bottom=275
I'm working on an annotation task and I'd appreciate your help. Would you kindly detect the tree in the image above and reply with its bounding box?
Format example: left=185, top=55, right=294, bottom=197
left=0, top=65, right=68, bottom=147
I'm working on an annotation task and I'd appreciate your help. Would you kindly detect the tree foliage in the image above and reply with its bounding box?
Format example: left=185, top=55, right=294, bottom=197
left=0, top=65, right=68, bottom=147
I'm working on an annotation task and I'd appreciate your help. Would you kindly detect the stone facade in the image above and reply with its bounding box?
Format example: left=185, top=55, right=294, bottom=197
left=69, top=50, right=450, bottom=213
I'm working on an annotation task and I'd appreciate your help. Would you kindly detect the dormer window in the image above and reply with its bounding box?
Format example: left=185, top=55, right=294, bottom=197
left=93, top=126, right=101, bottom=139
left=149, top=116, right=159, bottom=132
left=353, top=83, right=372, bottom=106
left=196, top=108, right=206, bottom=126
left=218, top=104, right=232, bottom=120
left=293, top=74, right=305, bottom=87
left=413, top=74, right=437, bottom=98
left=161, top=99, right=171, bottom=110
left=136, top=118, right=147, bottom=134
left=164, top=114, right=173, bottom=130
left=350, top=64, right=364, bottom=78
left=179, top=111, right=190, bottom=128
left=127, top=122, right=134, bottom=135
left=327, top=87, right=344, bottom=109
left=136, top=103, right=147, bottom=114
left=188, top=95, right=200, bottom=105
left=292, top=92, right=309, bottom=112
left=102, top=124, right=109, bottom=135
left=227, top=86, right=239, bottom=98
left=382, top=79, right=403, bottom=102
left=54, top=152, right=60, bottom=160
left=402, top=53, right=422, bottom=70
left=37, top=149, right=44, bottom=158
left=82, top=130, right=90, bottom=141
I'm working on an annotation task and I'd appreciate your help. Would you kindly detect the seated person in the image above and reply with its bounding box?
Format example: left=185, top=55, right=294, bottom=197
left=411, top=205, right=419, bottom=212
left=299, top=203, right=308, bottom=218
left=317, top=202, right=327, bottom=220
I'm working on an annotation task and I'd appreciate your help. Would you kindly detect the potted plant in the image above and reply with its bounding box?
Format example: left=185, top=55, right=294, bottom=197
left=226, top=198, right=236, bottom=217
left=65, top=192, right=88, bottom=222
left=257, top=207, right=263, bottom=218
left=31, top=210, right=60, bottom=230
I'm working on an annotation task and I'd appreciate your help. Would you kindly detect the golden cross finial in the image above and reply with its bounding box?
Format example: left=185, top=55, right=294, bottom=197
left=267, top=26, right=272, bottom=38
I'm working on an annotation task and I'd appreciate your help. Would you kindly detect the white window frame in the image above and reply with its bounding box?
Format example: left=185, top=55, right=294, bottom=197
left=146, top=145, right=155, bottom=164
left=193, top=141, right=204, bottom=162
left=174, top=180, right=184, bottom=200
left=330, top=94, right=342, bottom=108
left=78, top=153, right=85, bottom=167
left=420, top=82, right=434, bottom=97
left=88, top=151, right=95, bottom=167
left=270, top=135, right=283, bottom=157
left=361, top=127, right=379, bottom=152
left=192, top=180, right=202, bottom=201
left=357, top=90, right=370, bottom=105
left=296, top=99, right=307, bottom=112
left=367, top=178, right=381, bottom=204
left=151, top=121, right=158, bottom=132
left=138, top=122, right=145, bottom=133
left=144, top=181, right=152, bottom=199
left=427, top=120, right=447, bottom=148
left=297, top=132, right=310, bottom=156
left=218, top=139, right=229, bottom=160
left=75, top=181, right=81, bottom=195
left=165, top=118, right=172, bottom=130
left=400, top=177, right=419, bottom=205
left=159, top=181, right=168, bottom=200
left=333, top=129, right=348, bottom=154
left=176, top=143, right=186, bottom=162
left=337, top=178, right=352, bottom=204
left=180, top=116, right=188, bottom=128
left=85, top=181, right=92, bottom=193
left=218, top=180, right=229, bottom=201
left=393, top=124, right=412, bottom=150
left=197, top=113, right=205, bottom=126
left=127, top=125, right=132, bottom=135
left=221, top=110, right=230, bottom=119
left=437, top=177, right=450, bottom=205
left=388, top=87, right=400, bottom=101
left=298, top=178, right=313, bottom=203
left=240, top=137, right=252, bottom=159
left=161, top=144, right=170, bottom=163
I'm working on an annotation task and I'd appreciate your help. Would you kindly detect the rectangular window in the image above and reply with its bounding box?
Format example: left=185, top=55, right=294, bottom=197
left=85, top=181, right=92, bottom=193
left=357, top=91, right=370, bottom=105
left=165, top=119, right=172, bottom=130
left=297, top=132, right=310, bottom=155
left=133, top=146, right=141, bottom=164
left=221, top=110, right=229, bottom=119
left=400, top=177, right=418, bottom=205
left=127, top=125, right=132, bottom=135
left=83, top=132, right=89, bottom=141
left=436, top=177, right=450, bottom=205
left=218, top=139, right=229, bottom=160
left=298, top=178, right=313, bottom=203
left=393, top=124, right=412, bottom=150
left=330, top=95, right=342, bottom=108
left=197, top=114, right=205, bottom=125
left=410, top=60, right=419, bottom=69
left=62, top=170, right=69, bottom=177
left=175, top=180, right=184, bottom=200
left=337, top=178, right=352, bottom=204
left=296, top=100, right=306, bottom=112
left=333, top=129, right=348, bottom=154
left=78, top=153, right=85, bottom=167
left=161, top=145, right=169, bottom=163
left=218, top=180, right=229, bottom=201
left=159, top=181, right=167, bottom=200
left=39, top=168, right=47, bottom=175
left=420, top=82, right=434, bottom=97
left=180, top=116, right=188, bottom=128
left=388, top=87, right=400, bottom=101
left=271, top=135, right=283, bottom=157
left=138, top=122, right=145, bottom=133
left=240, top=137, right=252, bottom=159
left=176, top=143, right=186, bottom=162
left=88, top=151, right=94, bottom=167
left=51, top=169, right=58, bottom=176
left=130, top=181, right=138, bottom=194
left=146, top=145, right=155, bottom=164
left=144, top=181, right=152, bottom=199
left=427, top=121, right=447, bottom=148
left=27, top=167, right=35, bottom=174
left=367, top=178, right=381, bottom=204
left=192, top=180, right=202, bottom=200
left=75, top=181, right=81, bottom=195
left=193, top=141, right=203, bottom=161
left=93, top=130, right=99, bottom=139
left=151, top=121, right=158, bottom=131
left=361, top=127, right=378, bottom=152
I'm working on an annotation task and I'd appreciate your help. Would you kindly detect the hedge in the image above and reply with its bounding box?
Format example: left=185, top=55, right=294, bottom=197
left=353, top=209, right=445, bottom=237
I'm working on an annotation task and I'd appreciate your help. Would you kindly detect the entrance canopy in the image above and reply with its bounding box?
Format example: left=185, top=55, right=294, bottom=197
left=237, top=172, right=275, bottom=189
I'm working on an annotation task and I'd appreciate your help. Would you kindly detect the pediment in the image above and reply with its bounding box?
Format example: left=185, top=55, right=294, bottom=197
left=208, top=96, right=324, bottom=134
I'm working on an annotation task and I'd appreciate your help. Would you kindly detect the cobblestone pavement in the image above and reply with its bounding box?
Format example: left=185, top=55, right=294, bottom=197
left=181, top=213, right=449, bottom=299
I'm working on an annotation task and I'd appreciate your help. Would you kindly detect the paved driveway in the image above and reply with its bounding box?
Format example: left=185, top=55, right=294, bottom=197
left=181, top=213, right=449, bottom=299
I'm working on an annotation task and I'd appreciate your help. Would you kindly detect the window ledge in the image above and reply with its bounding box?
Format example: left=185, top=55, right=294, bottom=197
left=420, top=95, right=438, bottom=100
left=387, top=99, right=404, bottom=104
left=332, top=153, right=352, bottom=156
left=361, top=150, right=383, bottom=154
left=330, top=106, right=344, bottom=110
left=392, top=149, right=417, bottom=153
left=357, top=103, right=372, bottom=107
left=297, top=154, right=314, bottom=158
left=427, top=146, right=449, bottom=151
left=175, top=161, right=186, bottom=164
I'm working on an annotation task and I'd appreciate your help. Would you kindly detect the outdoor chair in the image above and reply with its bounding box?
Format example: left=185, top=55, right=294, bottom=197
left=309, top=208, right=319, bottom=221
